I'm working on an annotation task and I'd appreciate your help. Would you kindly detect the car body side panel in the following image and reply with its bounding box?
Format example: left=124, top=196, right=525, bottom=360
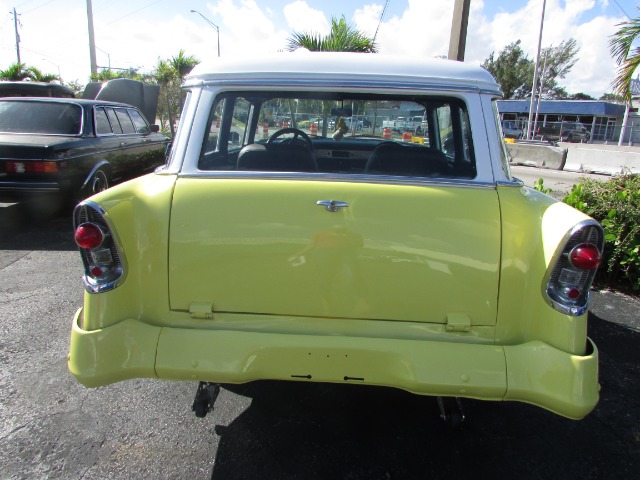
left=79, top=173, right=176, bottom=332
left=496, top=185, right=594, bottom=355
left=168, top=178, right=501, bottom=325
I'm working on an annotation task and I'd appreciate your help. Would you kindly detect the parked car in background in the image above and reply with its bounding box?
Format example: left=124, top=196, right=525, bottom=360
left=383, top=115, right=425, bottom=134
left=0, top=97, right=169, bottom=212
left=536, top=121, right=590, bottom=143
left=501, top=120, right=523, bottom=139
left=68, top=52, right=603, bottom=423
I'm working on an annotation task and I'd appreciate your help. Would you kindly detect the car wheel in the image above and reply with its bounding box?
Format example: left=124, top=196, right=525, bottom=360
left=90, top=170, right=110, bottom=195
left=415, top=126, right=423, bottom=135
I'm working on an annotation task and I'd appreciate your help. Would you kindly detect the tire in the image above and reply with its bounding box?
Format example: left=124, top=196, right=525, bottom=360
left=89, top=170, right=110, bottom=196
left=415, top=126, right=423, bottom=135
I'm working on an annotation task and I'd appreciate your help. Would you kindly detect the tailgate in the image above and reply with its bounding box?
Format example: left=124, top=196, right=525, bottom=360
left=169, top=179, right=501, bottom=325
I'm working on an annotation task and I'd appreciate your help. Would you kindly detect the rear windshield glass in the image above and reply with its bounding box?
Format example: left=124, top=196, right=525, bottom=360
left=198, top=92, right=476, bottom=179
left=0, top=101, right=82, bottom=135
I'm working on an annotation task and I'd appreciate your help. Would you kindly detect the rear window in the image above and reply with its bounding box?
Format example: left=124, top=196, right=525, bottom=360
left=0, top=101, right=82, bottom=135
left=198, top=92, right=476, bottom=179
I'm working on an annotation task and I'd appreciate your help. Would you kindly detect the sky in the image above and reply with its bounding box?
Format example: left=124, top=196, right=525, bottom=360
left=0, top=0, right=636, bottom=98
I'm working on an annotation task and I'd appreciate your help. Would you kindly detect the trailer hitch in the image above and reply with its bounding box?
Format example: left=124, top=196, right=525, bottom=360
left=192, top=382, right=221, bottom=418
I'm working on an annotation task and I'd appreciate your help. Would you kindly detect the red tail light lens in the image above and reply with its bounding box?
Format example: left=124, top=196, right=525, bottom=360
left=6, top=161, right=59, bottom=173
left=569, top=243, right=601, bottom=270
left=74, top=223, right=104, bottom=249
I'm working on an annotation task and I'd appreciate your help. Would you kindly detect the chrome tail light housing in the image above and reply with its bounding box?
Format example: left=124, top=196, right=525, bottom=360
left=544, top=220, right=604, bottom=316
left=73, top=201, right=126, bottom=293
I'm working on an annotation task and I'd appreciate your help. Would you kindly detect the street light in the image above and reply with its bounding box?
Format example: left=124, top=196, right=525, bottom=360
left=95, top=46, right=110, bottom=70
left=190, top=9, right=220, bottom=57
left=526, top=0, right=547, bottom=140
left=42, top=58, right=62, bottom=83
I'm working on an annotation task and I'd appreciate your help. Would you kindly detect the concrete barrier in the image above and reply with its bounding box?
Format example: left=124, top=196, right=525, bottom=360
left=506, top=143, right=567, bottom=170
left=563, top=145, right=640, bottom=175
left=506, top=142, right=640, bottom=175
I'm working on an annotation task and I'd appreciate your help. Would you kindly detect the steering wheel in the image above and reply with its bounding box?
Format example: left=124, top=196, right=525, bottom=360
left=267, top=127, right=314, bottom=151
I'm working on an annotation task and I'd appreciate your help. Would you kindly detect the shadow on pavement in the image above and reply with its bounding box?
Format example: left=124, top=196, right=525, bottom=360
left=0, top=201, right=76, bottom=251
left=209, top=311, right=639, bottom=480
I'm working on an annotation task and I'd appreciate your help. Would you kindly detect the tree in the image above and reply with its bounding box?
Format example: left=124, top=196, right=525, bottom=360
left=92, top=67, right=141, bottom=82
left=286, top=16, right=378, bottom=53
left=26, top=66, right=58, bottom=83
left=600, top=92, right=625, bottom=102
left=482, top=39, right=580, bottom=100
left=481, top=41, right=534, bottom=99
left=285, top=16, right=376, bottom=135
left=570, top=92, right=595, bottom=100
left=609, top=14, right=640, bottom=101
left=0, top=62, right=58, bottom=82
left=153, top=50, right=199, bottom=135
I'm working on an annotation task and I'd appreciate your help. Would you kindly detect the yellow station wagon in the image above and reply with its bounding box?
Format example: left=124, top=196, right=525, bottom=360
left=68, top=52, right=603, bottom=422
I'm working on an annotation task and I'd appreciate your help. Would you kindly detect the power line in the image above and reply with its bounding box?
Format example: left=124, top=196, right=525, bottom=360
left=611, top=0, right=631, bottom=20
left=373, top=0, right=389, bottom=43
left=105, top=0, right=163, bottom=25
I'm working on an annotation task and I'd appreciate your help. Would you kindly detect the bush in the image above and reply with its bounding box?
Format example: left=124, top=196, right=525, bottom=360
left=564, top=174, right=640, bottom=291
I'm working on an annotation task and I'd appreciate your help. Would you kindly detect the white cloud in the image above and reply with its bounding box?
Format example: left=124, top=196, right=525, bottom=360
left=283, top=1, right=330, bottom=35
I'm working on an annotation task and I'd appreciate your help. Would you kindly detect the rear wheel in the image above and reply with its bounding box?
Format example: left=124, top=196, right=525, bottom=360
left=89, top=170, right=110, bottom=195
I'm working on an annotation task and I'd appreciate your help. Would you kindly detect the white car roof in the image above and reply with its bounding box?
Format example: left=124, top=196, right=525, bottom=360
left=185, top=52, right=501, bottom=94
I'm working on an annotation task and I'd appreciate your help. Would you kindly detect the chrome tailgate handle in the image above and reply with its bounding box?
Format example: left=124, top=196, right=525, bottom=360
left=317, top=200, right=350, bottom=212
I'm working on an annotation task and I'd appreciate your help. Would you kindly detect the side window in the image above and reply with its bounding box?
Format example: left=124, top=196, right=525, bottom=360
left=203, top=97, right=225, bottom=155
left=95, top=107, right=113, bottom=135
left=492, top=99, right=512, bottom=178
left=229, top=97, right=250, bottom=152
left=198, top=96, right=249, bottom=170
left=436, top=105, right=454, bottom=155
left=128, top=109, right=150, bottom=134
left=105, top=108, right=123, bottom=134
left=115, top=108, right=136, bottom=134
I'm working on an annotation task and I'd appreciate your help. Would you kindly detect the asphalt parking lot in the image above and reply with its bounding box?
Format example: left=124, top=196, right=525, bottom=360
left=1, top=199, right=639, bottom=479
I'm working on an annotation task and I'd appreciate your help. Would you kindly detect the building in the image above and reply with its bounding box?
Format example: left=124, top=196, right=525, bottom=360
left=498, top=100, right=632, bottom=143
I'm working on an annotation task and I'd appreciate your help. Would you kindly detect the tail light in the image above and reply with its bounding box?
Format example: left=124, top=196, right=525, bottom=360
left=73, top=201, right=126, bottom=293
left=6, top=161, right=59, bottom=173
left=544, top=221, right=604, bottom=316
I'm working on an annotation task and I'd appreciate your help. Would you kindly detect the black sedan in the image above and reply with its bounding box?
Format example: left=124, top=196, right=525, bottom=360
left=0, top=97, right=169, bottom=210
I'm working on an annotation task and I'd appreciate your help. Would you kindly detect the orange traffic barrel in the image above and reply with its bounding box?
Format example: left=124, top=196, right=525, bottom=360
left=383, top=127, right=391, bottom=139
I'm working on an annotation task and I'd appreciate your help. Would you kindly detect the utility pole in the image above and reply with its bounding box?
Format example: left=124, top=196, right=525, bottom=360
left=86, top=0, right=98, bottom=77
left=12, top=8, right=21, bottom=64
left=448, top=0, right=470, bottom=61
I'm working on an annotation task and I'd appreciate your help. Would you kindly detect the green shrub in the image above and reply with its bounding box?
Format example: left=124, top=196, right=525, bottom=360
left=533, top=178, right=552, bottom=194
left=564, top=174, right=640, bottom=291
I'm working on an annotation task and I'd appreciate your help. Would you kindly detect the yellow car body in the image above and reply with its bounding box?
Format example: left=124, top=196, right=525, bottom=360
left=69, top=53, right=603, bottom=420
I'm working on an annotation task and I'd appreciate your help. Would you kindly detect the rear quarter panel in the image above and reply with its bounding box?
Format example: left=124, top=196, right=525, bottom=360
left=80, top=172, right=176, bottom=331
left=496, top=185, right=594, bottom=354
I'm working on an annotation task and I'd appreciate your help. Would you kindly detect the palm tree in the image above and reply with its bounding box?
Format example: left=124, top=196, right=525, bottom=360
left=154, top=51, right=200, bottom=135
left=286, top=16, right=378, bottom=53
left=0, top=63, right=34, bottom=81
left=26, top=66, right=58, bottom=83
left=610, top=15, right=640, bottom=101
left=169, top=49, right=199, bottom=82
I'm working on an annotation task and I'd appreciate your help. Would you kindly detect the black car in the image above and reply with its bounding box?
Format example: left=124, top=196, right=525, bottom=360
left=0, top=97, right=169, bottom=209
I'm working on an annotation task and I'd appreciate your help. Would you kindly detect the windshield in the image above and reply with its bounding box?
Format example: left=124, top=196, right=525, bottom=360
left=0, top=101, right=82, bottom=135
left=198, top=92, right=476, bottom=179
